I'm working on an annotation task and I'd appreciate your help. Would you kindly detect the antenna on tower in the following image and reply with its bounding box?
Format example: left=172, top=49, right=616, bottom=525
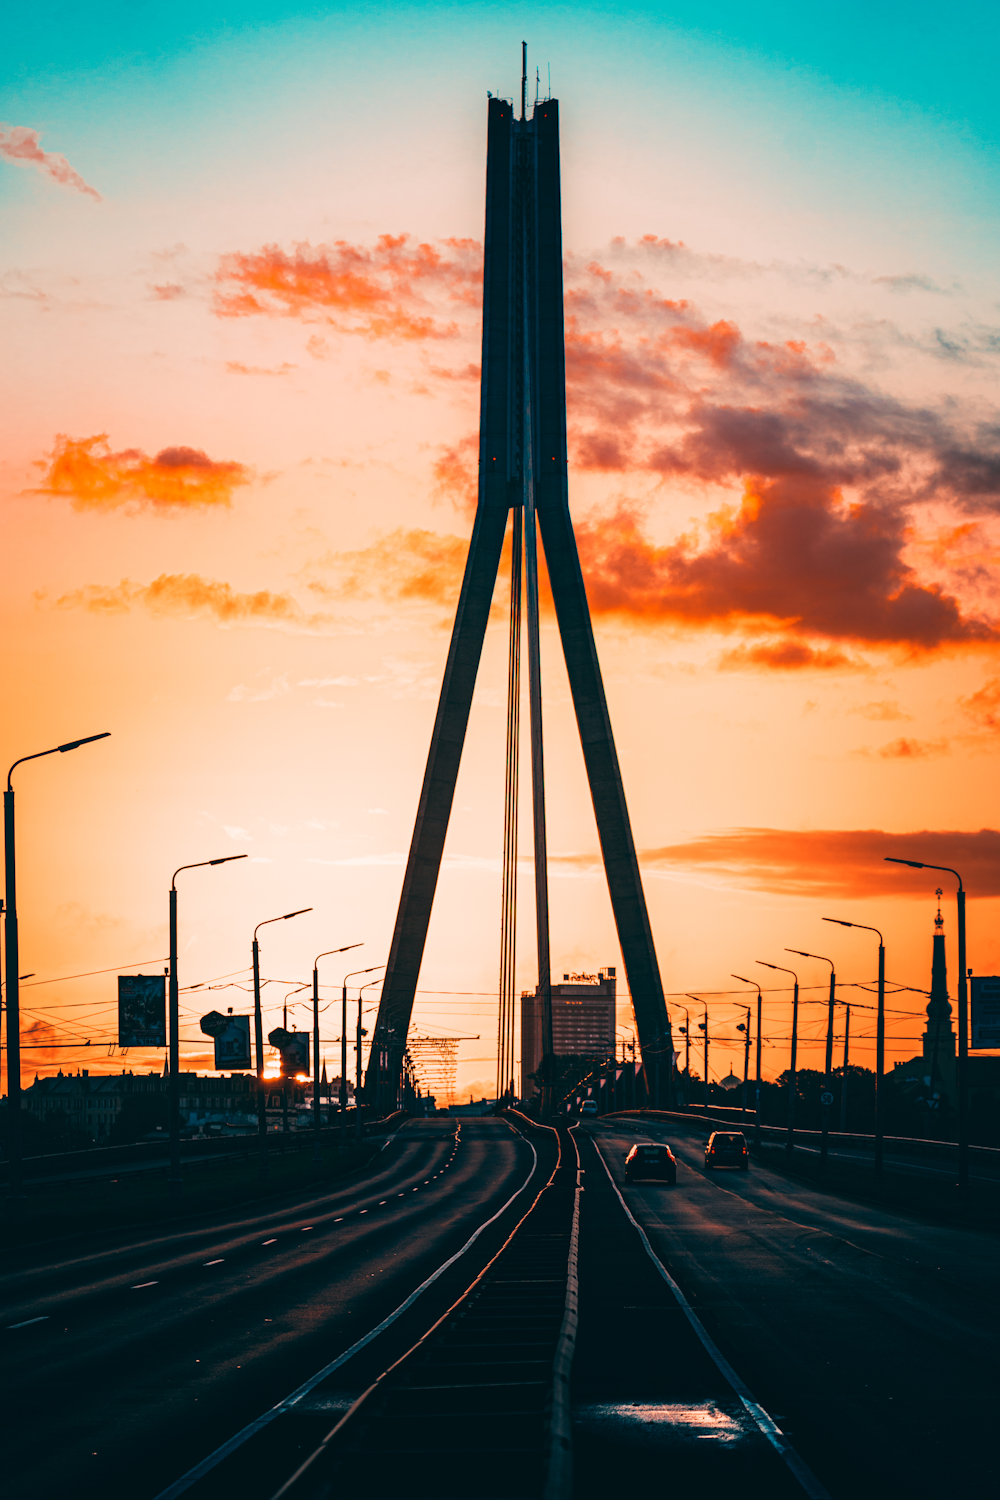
left=535, top=66, right=540, bottom=106
left=521, top=41, right=527, bottom=120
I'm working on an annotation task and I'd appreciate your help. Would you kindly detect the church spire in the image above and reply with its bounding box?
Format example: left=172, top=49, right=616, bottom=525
left=924, top=887, right=955, bottom=1076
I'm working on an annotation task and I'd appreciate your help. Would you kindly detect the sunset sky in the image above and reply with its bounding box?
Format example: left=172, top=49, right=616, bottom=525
left=3, top=1, right=999, bottom=1101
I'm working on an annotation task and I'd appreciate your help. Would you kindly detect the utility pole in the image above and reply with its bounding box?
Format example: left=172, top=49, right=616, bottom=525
left=732, top=977, right=762, bottom=1147
left=758, top=961, right=800, bottom=1154
left=252, top=907, right=312, bottom=1178
left=787, top=949, right=836, bottom=1166
left=840, top=1004, right=851, bottom=1132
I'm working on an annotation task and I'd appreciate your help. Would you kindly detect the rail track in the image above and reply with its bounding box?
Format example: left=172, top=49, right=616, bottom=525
left=270, top=1119, right=579, bottom=1500
left=152, top=1114, right=832, bottom=1500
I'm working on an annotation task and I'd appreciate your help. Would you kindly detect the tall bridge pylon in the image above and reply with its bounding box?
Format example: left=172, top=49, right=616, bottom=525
left=365, top=64, right=672, bottom=1111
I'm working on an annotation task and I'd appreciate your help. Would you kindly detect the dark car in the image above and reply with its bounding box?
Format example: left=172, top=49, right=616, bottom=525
left=704, top=1131, right=749, bottom=1170
left=624, top=1141, right=677, bottom=1183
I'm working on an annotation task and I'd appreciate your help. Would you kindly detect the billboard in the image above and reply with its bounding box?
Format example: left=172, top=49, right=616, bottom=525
left=118, top=974, right=167, bottom=1047
left=213, top=1016, right=253, bottom=1071
left=971, top=976, right=1000, bottom=1050
left=268, top=1027, right=310, bottom=1077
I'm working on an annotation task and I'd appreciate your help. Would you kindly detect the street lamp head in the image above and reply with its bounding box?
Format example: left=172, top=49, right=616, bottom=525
left=822, top=918, right=854, bottom=928
left=786, top=948, right=833, bottom=968
left=885, top=857, right=924, bottom=869
left=282, top=907, right=313, bottom=920
left=209, top=854, right=248, bottom=866
left=314, top=942, right=363, bottom=969
left=58, top=731, right=111, bottom=753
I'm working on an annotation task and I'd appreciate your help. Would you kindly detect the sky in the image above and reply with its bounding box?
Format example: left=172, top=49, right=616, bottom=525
left=3, top=2, right=999, bottom=1103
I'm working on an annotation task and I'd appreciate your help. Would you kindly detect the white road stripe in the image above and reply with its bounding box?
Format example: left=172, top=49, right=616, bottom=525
left=591, top=1138, right=831, bottom=1500
left=131, top=1282, right=159, bottom=1289
left=7, top=1316, right=49, bottom=1329
left=204, top=1260, right=225, bottom=1266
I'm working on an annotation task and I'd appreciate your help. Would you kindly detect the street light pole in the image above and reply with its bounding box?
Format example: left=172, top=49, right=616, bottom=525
left=735, top=1006, right=751, bottom=1120
left=732, top=976, right=763, bottom=1146
left=4, top=732, right=111, bottom=1201
left=839, top=1003, right=851, bottom=1132
left=687, top=996, right=708, bottom=1113
left=356, top=979, right=381, bottom=1140
left=757, top=961, right=800, bottom=1154
left=313, top=944, right=362, bottom=1161
left=252, top=907, right=312, bottom=1179
left=671, top=1004, right=690, bottom=1104
left=823, top=916, right=885, bottom=1180
left=168, top=855, right=247, bottom=1201
left=340, top=972, right=379, bottom=1134
left=787, top=949, right=836, bottom=1166
left=884, top=858, right=968, bottom=1190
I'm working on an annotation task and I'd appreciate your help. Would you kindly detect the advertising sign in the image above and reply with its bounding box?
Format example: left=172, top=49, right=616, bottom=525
left=268, top=1027, right=310, bottom=1077
left=118, top=974, right=166, bottom=1047
left=971, top=976, right=1000, bottom=1050
left=280, top=1032, right=309, bottom=1077
left=213, top=1016, right=253, bottom=1070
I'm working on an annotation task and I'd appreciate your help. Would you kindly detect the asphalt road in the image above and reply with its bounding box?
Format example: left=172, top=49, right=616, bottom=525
left=0, top=1118, right=541, bottom=1500
left=585, top=1116, right=1000, bottom=1498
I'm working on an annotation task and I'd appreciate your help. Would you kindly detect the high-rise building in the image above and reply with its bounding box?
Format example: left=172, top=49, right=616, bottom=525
left=521, top=969, right=617, bottom=1098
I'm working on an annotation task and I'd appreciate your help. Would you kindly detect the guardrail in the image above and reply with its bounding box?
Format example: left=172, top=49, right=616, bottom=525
left=0, top=1110, right=407, bottom=1185
left=604, top=1108, right=1000, bottom=1166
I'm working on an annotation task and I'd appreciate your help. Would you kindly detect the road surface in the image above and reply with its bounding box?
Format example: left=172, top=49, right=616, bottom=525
left=584, top=1116, right=999, bottom=1497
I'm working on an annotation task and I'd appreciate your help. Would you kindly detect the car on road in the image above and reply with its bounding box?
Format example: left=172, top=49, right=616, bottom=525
left=704, top=1131, right=749, bottom=1170
left=579, top=1100, right=599, bottom=1116
left=624, top=1141, right=677, bottom=1183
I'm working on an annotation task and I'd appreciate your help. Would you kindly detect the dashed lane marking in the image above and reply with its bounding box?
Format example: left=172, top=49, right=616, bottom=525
left=262, top=1240, right=277, bottom=1246
left=153, top=1120, right=536, bottom=1500
left=204, top=1260, right=225, bottom=1266
left=131, top=1282, right=159, bottom=1290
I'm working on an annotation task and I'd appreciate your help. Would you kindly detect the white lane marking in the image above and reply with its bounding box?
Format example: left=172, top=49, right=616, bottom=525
left=301, top=1227, right=313, bottom=1232
left=204, top=1260, right=225, bottom=1266
left=262, top=1239, right=277, bottom=1246
left=153, top=1123, right=538, bottom=1500
left=359, top=1209, right=368, bottom=1214
left=131, top=1282, right=159, bottom=1289
left=334, top=1218, right=343, bottom=1223
left=378, top=1200, right=387, bottom=1205
left=7, top=1316, right=49, bottom=1329
left=591, top=1138, right=831, bottom=1500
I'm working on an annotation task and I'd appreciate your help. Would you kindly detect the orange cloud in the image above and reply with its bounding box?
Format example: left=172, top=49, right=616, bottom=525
left=573, top=485, right=996, bottom=649
left=0, top=125, right=101, bottom=200
left=959, top=677, right=1000, bottom=730
left=433, top=434, right=479, bottom=514
left=36, top=434, right=251, bottom=511
left=213, top=234, right=482, bottom=340
left=331, top=529, right=471, bottom=607
left=718, top=641, right=863, bottom=671
left=54, top=574, right=331, bottom=631
left=876, top=736, right=948, bottom=759
left=629, top=826, right=1000, bottom=898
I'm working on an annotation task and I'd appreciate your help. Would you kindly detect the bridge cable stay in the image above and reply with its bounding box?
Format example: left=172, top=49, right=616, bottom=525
left=497, top=513, right=522, bottom=1105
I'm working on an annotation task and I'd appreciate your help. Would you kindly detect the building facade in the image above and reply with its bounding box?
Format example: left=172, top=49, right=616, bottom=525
left=24, top=1068, right=258, bottom=1143
left=521, top=968, right=617, bottom=1098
